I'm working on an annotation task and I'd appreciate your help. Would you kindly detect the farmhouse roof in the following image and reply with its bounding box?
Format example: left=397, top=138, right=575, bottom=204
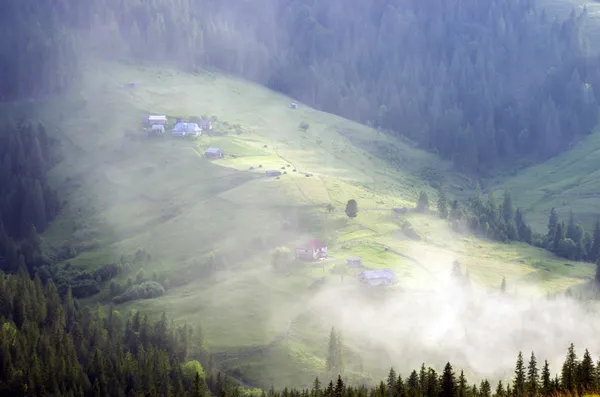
left=266, top=170, right=282, bottom=176
left=359, top=269, right=396, bottom=280
left=297, top=239, right=326, bottom=249
left=199, top=119, right=212, bottom=128
left=205, top=148, right=222, bottom=154
left=149, top=115, right=167, bottom=121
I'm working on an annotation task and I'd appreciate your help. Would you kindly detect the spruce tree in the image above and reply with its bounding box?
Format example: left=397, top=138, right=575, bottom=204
left=417, top=191, right=429, bottom=213
left=541, top=360, right=551, bottom=396
left=547, top=208, right=558, bottom=241
left=579, top=349, right=595, bottom=393
left=514, top=352, right=526, bottom=397
left=440, top=363, right=455, bottom=397
left=500, top=276, right=506, bottom=293
left=458, top=370, right=467, bottom=397
left=438, top=190, right=449, bottom=219
left=526, top=352, right=538, bottom=397
left=561, top=343, right=578, bottom=393
left=494, top=381, right=504, bottom=397
left=590, top=217, right=600, bottom=262
left=387, top=368, right=397, bottom=396
left=480, top=380, right=491, bottom=397
left=395, top=374, right=405, bottom=397
left=326, top=327, right=339, bottom=376
left=502, top=191, right=513, bottom=224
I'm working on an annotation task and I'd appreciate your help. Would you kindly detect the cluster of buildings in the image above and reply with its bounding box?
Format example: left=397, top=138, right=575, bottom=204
left=141, top=115, right=213, bottom=137
left=294, top=240, right=398, bottom=287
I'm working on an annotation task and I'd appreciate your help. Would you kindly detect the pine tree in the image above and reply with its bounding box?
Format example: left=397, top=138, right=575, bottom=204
left=480, top=380, right=491, bottom=397
left=440, top=363, right=456, bottom=397
left=561, top=343, right=578, bottom=393
left=417, top=191, right=429, bottom=213
left=395, top=374, right=405, bottom=397
left=526, top=352, right=538, bottom=397
left=458, top=370, right=467, bottom=397
left=579, top=349, right=595, bottom=393
left=494, top=381, right=504, bottom=397
left=502, top=191, right=513, bottom=224
left=387, top=368, right=397, bottom=396
left=500, top=276, right=506, bottom=293
left=547, top=208, right=558, bottom=241
left=515, top=352, right=526, bottom=397
left=590, top=217, right=600, bottom=262
left=437, top=190, right=449, bottom=219
left=541, top=360, right=551, bottom=396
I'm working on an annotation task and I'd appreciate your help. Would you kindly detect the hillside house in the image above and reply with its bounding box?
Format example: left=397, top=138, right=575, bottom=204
left=172, top=122, right=201, bottom=137
left=358, top=269, right=397, bottom=287
left=146, top=115, right=168, bottom=125
left=265, top=170, right=282, bottom=177
left=199, top=119, right=213, bottom=130
left=205, top=148, right=224, bottom=159
left=290, top=103, right=298, bottom=109
left=296, top=240, right=328, bottom=261
left=347, top=258, right=363, bottom=269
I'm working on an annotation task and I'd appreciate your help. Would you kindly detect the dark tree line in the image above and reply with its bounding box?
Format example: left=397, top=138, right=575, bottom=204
left=0, top=268, right=215, bottom=397
left=0, top=120, right=61, bottom=275
left=3, top=265, right=600, bottom=397
left=4, top=0, right=600, bottom=174
left=417, top=187, right=600, bottom=263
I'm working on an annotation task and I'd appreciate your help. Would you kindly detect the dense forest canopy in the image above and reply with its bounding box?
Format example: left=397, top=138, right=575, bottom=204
left=2, top=0, right=600, bottom=174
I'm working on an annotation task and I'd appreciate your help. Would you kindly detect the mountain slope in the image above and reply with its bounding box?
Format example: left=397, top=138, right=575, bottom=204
left=30, top=60, right=595, bottom=389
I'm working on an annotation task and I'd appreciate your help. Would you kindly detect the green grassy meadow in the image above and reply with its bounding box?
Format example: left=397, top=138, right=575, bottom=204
left=31, top=58, right=596, bottom=389
left=489, top=129, right=600, bottom=232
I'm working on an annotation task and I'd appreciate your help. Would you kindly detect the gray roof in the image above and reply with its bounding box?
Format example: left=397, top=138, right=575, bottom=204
left=359, top=269, right=396, bottom=280
left=266, top=170, right=282, bottom=175
left=205, top=148, right=222, bottom=154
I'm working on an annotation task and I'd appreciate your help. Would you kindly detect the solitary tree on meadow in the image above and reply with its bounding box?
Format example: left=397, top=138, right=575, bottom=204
left=500, top=276, right=507, bottom=293
left=345, top=199, right=358, bottom=218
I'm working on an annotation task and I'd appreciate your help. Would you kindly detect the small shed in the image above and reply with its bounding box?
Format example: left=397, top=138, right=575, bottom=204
left=290, top=103, right=298, bottom=109
left=296, top=240, right=328, bottom=261
left=347, top=258, right=363, bottom=268
left=265, top=170, right=282, bottom=177
left=205, top=148, right=224, bottom=159
left=358, top=269, right=397, bottom=287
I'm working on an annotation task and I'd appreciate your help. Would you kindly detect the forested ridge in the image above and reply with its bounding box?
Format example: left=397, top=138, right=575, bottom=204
left=3, top=0, right=600, bottom=174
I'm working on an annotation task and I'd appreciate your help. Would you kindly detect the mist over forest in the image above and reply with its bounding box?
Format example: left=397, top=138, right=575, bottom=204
left=2, top=0, right=600, bottom=396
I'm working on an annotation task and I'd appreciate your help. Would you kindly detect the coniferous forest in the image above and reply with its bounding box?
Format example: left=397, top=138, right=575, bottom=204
left=2, top=0, right=600, bottom=174
left=1, top=269, right=600, bottom=397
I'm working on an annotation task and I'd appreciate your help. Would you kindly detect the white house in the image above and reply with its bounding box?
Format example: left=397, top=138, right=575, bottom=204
left=148, top=115, right=168, bottom=125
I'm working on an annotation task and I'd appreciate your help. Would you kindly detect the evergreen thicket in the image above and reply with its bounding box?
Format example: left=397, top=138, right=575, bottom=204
left=3, top=0, right=600, bottom=174
left=0, top=120, right=61, bottom=275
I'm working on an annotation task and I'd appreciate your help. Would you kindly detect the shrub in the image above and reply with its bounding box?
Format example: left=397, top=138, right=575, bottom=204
left=299, top=121, right=310, bottom=131
left=112, top=281, right=165, bottom=304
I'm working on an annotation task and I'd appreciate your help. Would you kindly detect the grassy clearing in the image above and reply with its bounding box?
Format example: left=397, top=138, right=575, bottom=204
left=490, top=130, right=600, bottom=232
left=33, top=58, right=596, bottom=389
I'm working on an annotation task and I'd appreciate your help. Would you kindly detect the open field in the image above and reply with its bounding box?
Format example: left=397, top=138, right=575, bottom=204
left=30, top=59, right=596, bottom=389
left=489, top=129, right=600, bottom=232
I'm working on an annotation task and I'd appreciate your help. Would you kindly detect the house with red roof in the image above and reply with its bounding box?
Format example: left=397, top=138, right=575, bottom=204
left=295, top=239, right=328, bottom=261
